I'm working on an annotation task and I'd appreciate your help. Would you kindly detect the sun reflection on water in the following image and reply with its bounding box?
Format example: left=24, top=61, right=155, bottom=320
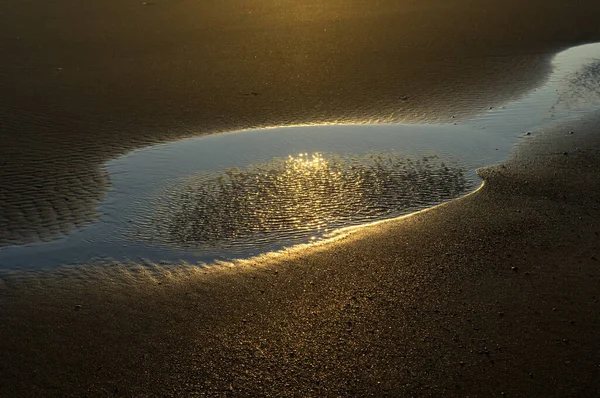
left=148, top=152, right=474, bottom=251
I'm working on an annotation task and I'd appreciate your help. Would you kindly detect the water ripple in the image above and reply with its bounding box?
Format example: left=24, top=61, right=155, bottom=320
left=149, top=152, right=473, bottom=250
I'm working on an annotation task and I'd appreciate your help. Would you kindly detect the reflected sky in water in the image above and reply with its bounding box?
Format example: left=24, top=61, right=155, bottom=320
left=2, top=43, right=600, bottom=269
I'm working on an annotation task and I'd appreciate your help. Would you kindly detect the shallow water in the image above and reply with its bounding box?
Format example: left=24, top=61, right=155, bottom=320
left=2, top=43, right=600, bottom=269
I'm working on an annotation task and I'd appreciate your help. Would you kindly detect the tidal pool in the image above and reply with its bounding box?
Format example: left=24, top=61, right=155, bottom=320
left=1, top=43, right=600, bottom=269
left=151, top=153, right=471, bottom=250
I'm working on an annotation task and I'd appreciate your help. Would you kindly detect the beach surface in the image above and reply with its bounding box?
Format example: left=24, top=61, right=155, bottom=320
left=2, top=0, right=600, bottom=245
left=1, top=0, right=600, bottom=396
left=1, top=111, right=599, bottom=397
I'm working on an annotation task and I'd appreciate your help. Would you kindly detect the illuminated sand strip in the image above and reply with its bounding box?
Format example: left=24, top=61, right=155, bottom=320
left=1, top=43, right=600, bottom=269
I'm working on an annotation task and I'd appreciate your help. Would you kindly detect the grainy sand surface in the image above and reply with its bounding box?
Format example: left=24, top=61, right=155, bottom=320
left=2, top=1, right=600, bottom=396
left=2, top=0, right=600, bottom=244
left=1, top=112, right=599, bottom=397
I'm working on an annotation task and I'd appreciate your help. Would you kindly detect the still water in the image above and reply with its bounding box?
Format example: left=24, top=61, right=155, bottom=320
left=2, top=43, right=600, bottom=269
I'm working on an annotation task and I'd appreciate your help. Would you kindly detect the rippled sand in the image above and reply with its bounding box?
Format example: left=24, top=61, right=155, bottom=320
left=3, top=0, right=600, bottom=247
left=2, top=1, right=600, bottom=395
left=1, top=113, right=599, bottom=396
left=0, top=165, right=109, bottom=246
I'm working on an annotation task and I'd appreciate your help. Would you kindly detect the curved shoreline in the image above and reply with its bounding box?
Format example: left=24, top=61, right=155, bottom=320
left=1, top=112, right=599, bottom=396
left=3, top=41, right=600, bottom=268
left=2, top=1, right=600, bottom=395
left=3, top=0, right=600, bottom=248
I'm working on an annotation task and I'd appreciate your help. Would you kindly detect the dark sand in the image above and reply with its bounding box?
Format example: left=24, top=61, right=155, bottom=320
left=3, top=0, right=600, bottom=244
left=1, top=112, right=599, bottom=397
left=1, top=0, right=600, bottom=396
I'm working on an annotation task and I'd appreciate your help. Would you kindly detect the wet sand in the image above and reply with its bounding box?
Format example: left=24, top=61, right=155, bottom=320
left=1, top=112, right=599, bottom=397
left=2, top=0, right=600, bottom=396
left=3, top=0, right=600, bottom=244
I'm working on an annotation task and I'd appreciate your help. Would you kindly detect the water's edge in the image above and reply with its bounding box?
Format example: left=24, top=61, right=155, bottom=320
left=1, top=42, right=600, bottom=270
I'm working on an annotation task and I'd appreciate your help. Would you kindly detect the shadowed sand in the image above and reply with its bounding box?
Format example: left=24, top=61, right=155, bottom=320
left=3, top=0, right=600, bottom=245
left=2, top=1, right=600, bottom=396
left=1, top=113, right=599, bottom=396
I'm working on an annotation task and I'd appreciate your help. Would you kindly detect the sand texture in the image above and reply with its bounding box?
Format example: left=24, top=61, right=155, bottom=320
left=2, top=0, right=600, bottom=245
left=2, top=1, right=600, bottom=396
left=1, top=113, right=599, bottom=397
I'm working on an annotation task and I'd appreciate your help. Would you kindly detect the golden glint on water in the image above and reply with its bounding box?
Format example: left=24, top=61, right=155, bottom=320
left=153, top=152, right=471, bottom=248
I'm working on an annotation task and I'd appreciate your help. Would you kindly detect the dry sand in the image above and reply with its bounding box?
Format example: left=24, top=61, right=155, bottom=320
left=1, top=1, right=600, bottom=396
left=2, top=0, right=600, bottom=244
left=1, top=110, right=599, bottom=397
